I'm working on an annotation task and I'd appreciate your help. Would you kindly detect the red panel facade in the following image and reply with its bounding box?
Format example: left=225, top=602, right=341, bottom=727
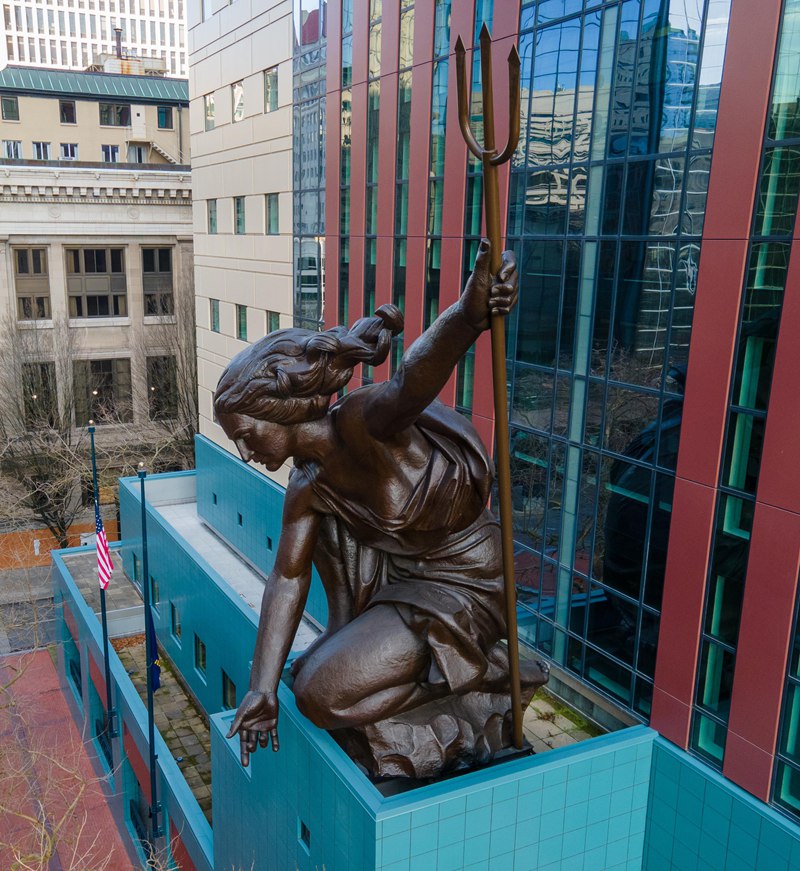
left=650, top=0, right=784, bottom=750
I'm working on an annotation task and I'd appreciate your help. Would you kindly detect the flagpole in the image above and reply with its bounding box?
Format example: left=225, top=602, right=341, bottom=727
left=89, top=424, right=116, bottom=739
left=138, top=467, right=162, bottom=842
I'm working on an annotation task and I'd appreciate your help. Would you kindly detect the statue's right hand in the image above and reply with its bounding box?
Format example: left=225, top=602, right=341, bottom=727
left=226, top=689, right=280, bottom=767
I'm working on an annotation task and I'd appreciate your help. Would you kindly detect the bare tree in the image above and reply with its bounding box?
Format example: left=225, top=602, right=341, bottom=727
left=0, top=317, right=88, bottom=549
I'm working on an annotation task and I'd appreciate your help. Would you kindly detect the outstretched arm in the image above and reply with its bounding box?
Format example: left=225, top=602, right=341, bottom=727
left=365, top=240, right=517, bottom=439
left=226, top=476, right=321, bottom=765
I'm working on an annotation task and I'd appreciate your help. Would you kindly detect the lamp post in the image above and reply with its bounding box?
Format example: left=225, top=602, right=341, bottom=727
left=138, top=465, right=162, bottom=842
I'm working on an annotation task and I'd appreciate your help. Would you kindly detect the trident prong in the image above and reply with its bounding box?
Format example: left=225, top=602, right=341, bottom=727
left=456, top=24, right=525, bottom=752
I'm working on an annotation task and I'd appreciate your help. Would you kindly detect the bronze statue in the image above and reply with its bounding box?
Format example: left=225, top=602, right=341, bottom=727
left=216, top=240, right=549, bottom=779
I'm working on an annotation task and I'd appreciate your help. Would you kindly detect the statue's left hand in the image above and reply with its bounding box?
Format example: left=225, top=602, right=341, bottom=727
left=226, top=689, right=280, bottom=767
left=461, top=239, right=518, bottom=332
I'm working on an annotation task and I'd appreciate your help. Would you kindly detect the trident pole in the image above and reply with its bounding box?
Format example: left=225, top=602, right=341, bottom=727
left=89, top=424, right=116, bottom=738
left=456, top=25, right=524, bottom=750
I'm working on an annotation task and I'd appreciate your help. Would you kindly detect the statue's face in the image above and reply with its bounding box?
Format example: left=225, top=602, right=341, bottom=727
left=218, top=411, right=292, bottom=473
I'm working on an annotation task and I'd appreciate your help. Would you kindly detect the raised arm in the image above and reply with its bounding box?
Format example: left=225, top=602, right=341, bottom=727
left=365, top=240, right=517, bottom=439
left=226, top=475, right=321, bottom=765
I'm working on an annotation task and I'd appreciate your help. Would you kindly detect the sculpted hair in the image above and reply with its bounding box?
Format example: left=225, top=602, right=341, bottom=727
left=214, top=304, right=404, bottom=424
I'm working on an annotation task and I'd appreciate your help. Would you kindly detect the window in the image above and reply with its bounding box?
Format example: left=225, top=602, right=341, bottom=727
left=66, top=248, right=126, bottom=317
left=73, top=358, right=133, bottom=425
left=3, top=140, right=21, bottom=159
left=1, top=95, right=19, bottom=120
left=149, top=574, right=159, bottom=608
left=208, top=199, right=217, bottom=234
left=170, top=602, right=181, bottom=641
left=99, top=103, right=130, bottom=126
left=142, top=247, right=173, bottom=315
left=231, top=81, right=244, bottom=122
left=222, top=671, right=236, bottom=710
left=204, top=93, right=215, bottom=131
left=157, top=105, right=173, bottom=129
left=234, top=196, right=245, bottom=234
left=194, top=634, right=206, bottom=674
left=235, top=305, right=247, bottom=341
left=147, top=356, right=177, bottom=420
left=22, top=362, right=56, bottom=429
left=264, top=66, right=278, bottom=112
left=202, top=0, right=212, bottom=21
left=127, top=144, right=146, bottom=163
left=14, top=248, right=50, bottom=320
left=265, top=193, right=279, bottom=234
left=60, top=142, right=78, bottom=160
left=32, top=141, right=50, bottom=160
left=267, top=310, right=280, bottom=332
left=210, top=298, right=220, bottom=332
left=101, top=144, right=119, bottom=163
left=59, top=100, right=76, bottom=124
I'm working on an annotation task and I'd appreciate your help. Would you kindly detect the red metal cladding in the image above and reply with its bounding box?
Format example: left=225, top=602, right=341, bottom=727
left=724, top=504, right=800, bottom=798
left=123, top=722, right=151, bottom=794
left=650, top=0, right=784, bottom=750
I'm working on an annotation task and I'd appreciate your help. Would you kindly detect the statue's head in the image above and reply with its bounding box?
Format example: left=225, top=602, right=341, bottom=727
left=214, top=304, right=403, bottom=426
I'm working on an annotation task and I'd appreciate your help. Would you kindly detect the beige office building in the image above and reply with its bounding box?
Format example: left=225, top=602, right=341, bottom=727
left=188, top=0, right=295, bottom=484
left=0, top=66, right=193, bottom=436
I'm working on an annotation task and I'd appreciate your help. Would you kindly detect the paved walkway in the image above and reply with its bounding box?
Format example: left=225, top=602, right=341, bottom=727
left=0, top=649, right=134, bottom=870
left=113, top=635, right=213, bottom=824
left=524, top=689, right=604, bottom=752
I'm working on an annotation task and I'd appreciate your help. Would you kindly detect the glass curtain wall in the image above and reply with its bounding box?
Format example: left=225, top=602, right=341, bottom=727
left=293, top=0, right=327, bottom=331
left=692, top=0, right=800, bottom=768
left=362, top=0, right=383, bottom=383
left=340, top=0, right=354, bottom=326
left=507, top=0, right=732, bottom=719
left=392, top=0, right=415, bottom=374
left=423, top=0, right=453, bottom=331
left=456, top=0, right=495, bottom=416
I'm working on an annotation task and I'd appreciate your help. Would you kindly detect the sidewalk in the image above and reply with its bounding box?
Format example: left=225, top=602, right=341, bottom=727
left=0, top=649, right=134, bottom=870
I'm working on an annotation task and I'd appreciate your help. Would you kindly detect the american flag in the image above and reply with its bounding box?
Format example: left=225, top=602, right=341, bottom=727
left=95, top=501, right=113, bottom=590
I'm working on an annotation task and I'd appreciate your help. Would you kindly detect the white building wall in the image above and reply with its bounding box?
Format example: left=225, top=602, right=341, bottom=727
left=1, top=0, right=188, bottom=76
left=189, top=0, right=293, bottom=486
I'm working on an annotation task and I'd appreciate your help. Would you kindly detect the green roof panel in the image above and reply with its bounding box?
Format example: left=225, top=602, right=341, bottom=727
left=0, top=65, right=188, bottom=104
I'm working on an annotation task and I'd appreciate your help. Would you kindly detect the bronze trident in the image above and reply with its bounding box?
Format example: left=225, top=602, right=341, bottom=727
left=455, top=25, right=524, bottom=750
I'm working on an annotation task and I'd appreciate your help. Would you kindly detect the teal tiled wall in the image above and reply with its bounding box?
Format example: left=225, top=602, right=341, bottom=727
left=212, top=690, right=655, bottom=871
left=194, top=436, right=329, bottom=626
left=644, top=738, right=800, bottom=871
left=119, top=473, right=257, bottom=719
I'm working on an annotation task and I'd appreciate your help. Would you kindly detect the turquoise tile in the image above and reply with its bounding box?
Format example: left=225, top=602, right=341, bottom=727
left=561, top=826, right=586, bottom=859
left=439, top=797, right=467, bottom=820
left=493, top=780, right=519, bottom=803
left=704, top=782, right=733, bottom=818
left=728, top=828, right=758, bottom=866
left=489, top=824, right=515, bottom=858
left=583, top=845, right=606, bottom=870
left=514, top=818, right=540, bottom=851
left=464, top=862, right=489, bottom=871
left=591, top=753, right=614, bottom=773
left=607, top=812, right=630, bottom=844
left=464, top=832, right=491, bottom=862
left=725, top=852, right=756, bottom=871
left=612, top=762, right=636, bottom=792
left=569, top=759, right=593, bottom=780
left=540, top=807, right=565, bottom=837
left=543, top=767, right=568, bottom=788
left=517, top=790, right=543, bottom=824
left=629, top=807, right=647, bottom=837
left=589, top=771, right=613, bottom=800
left=560, top=855, right=584, bottom=871
left=675, top=789, right=703, bottom=824
left=755, top=843, right=790, bottom=871
left=518, top=775, right=543, bottom=798
left=678, top=764, right=706, bottom=801
left=466, top=804, right=492, bottom=836
left=585, top=820, right=608, bottom=851
left=437, top=841, right=465, bottom=871
left=409, top=822, right=438, bottom=857
left=538, top=836, right=563, bottom=867
left=605, top=838, right=629, bottom=867
left=697, top=832, right=724, bottom=868
left=438, top=814, right=466, bottom=848
left=514, top=845, right=538, bottom=871
left=467, top=789, right=493, bottom=810
left=492, top=798, right=519, bottom=829
left=758, top=819, right=793, bottom=859
left=382, top=813, right=410, bottom=837
left=381, top=859, right=410, bottom=871
left=541, top=779, right=567, bottom=809
left=610, top=786, right=633, bottom=817
left=566, top=776, right=590, bottom=805
left=670, top=836, right=698, bottom=871
left=488, top=853, right=514, bottom=871
left=382, top=831, right=411, bottom=866
left=411, top=804, right=440, bottom=827
left=564, top=800, right=589, bottom=833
